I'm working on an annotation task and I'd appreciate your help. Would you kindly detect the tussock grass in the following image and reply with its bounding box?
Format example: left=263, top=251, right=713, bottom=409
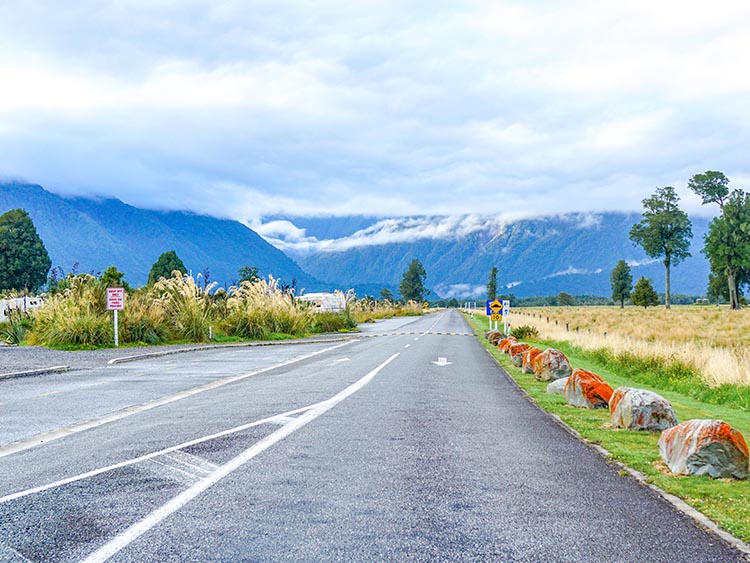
left=516, top=306, right=750, bottom=387
left=348, top=299, right=424, bottom=323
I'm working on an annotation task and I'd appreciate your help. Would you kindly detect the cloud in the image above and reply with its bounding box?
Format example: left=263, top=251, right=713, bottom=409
left=434, top=283, right=486, bottom=299
left=626, top=258, right=661, bottom=268
left=545, top=266, right=603, bottom=279
left=0, top=1, right=748, bottom=220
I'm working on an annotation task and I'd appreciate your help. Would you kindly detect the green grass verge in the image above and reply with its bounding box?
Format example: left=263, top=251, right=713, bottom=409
left=464, top=313, right=750, bottom=543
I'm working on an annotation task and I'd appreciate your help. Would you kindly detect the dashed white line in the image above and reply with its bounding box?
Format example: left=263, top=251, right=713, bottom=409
left=80, top=352, right=400, bottom=563
left=404, top=344, right=411, bottom=349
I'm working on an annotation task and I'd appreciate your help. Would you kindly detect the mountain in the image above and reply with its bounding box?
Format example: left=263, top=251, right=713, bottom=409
left=270, top=213, right=713, bottom=298
left=0, top=183, right=317, bottom=288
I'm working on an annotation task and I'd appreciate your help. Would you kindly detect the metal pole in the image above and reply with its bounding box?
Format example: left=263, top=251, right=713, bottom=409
left=114, top=309, right=119, bottom=347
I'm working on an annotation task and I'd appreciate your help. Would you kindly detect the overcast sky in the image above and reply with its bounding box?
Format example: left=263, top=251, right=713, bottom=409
left=1, top=0, right=749, bottom=224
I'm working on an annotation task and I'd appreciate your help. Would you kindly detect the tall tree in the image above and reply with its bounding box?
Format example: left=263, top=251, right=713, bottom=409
left=486, top=266, right=498, bottom=300
left=0, top=208, right=51, bottom=292
left=688, top=171, right=750, bottom=309
left=148, top=250, right=187, bottom=285
left=631, top=277, right=660, bottom=308
left=379, top=288, right=394, bottom=302
left=610, top=260, right=633, bottom=308
left=238, top=265, right=259, bottom=283
left=399, top=259, right=427, bottom=302
left=629, top=186, right=692, bottom=309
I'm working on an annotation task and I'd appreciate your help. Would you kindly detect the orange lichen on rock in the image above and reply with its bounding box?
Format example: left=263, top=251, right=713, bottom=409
left=532, top=348, right=572, bottom=382
left=498, top=337, right=518, bottom=352
left=658, top=419, right=749, bottom=479
left=487, top=330, right=503, bottom=346
left=509, top=343, right=530, bottom=366
left=564, top=369, right=614, bottom=409
left=521, top=347, right=543, bottom=374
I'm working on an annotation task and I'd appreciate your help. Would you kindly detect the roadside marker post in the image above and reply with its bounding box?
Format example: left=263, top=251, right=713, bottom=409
left=106, top=288, right=125, bottom=347
left=502, top=300, right=510, bottom=336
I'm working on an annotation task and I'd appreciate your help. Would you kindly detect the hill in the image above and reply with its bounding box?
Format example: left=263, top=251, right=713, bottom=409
left=0, top=183, right=317, bottom=288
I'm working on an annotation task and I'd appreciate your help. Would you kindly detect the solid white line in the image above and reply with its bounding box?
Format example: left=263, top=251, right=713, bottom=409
left=81, top=352, right=400, bottom=563
left=0, top=340, right=356, bottom=460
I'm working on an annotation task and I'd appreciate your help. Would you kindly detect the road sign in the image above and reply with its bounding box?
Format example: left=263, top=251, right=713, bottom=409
left=423, top=301, right=430, bottom=309
left=491, top=314, right=502, bottom=322
left=106, top=288, right=125, bottom=310
left=486, top=299, right=502, bottom=316
left=502, top=299, right=510, bottom=316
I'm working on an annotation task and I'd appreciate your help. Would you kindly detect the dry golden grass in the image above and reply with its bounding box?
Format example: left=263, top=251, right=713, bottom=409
left=511, top=305, right=750, bottom=387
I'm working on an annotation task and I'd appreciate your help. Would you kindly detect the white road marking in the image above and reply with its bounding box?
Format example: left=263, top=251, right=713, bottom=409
left=414, top=337, right=419, bottom=341
left=0, top=340, right=356, bottom=460
left=80, top=352, right=400, bottom=563
left=432, top=357, right=452, bottom=367
left=330, top=358, right=351, bottom=365
left=404, top=344, right=411, bottom=349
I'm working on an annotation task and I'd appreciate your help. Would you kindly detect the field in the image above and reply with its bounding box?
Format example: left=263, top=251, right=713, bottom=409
left=510, top=305, right=750, bottom=387
left=464, top=312, right=750, bottom=544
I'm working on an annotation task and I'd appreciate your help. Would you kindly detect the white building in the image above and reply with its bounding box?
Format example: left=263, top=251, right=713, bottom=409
left=297, top=292, right=347, bottom=313
left=0, top=296, right=44, bottom=322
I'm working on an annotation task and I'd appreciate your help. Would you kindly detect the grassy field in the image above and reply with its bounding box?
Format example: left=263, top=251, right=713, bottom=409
left=464, top=312, right=750, bottom=544
left=510, top=305, right=750, bottom=387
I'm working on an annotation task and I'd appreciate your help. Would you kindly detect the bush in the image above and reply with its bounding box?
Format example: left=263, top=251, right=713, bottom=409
left=511, top=325, right=540, bottom=340
left=1, top=308, right=34, bottom=345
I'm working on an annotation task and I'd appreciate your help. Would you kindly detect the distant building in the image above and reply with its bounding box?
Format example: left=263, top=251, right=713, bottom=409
left=297, top=292, right=347, bottom=312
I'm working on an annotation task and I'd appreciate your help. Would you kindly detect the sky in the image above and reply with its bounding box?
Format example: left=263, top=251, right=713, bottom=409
left=1, top=0, right=749, bottom=230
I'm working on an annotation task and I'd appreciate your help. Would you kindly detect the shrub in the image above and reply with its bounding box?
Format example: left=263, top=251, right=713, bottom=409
left=511, top=325, right=540, bottom=340
left=151, top=272, right=215, bottom=342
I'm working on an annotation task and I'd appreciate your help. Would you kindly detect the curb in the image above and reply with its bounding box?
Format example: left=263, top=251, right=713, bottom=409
left=480, top=345, right=750, bottom=561
left=107, top=336, right=357, bottom=365
left=0, top=366, right=70, bottom=381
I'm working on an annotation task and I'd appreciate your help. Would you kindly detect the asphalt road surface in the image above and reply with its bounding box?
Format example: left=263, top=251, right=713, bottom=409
left=0, top=310, right=745, bottom=562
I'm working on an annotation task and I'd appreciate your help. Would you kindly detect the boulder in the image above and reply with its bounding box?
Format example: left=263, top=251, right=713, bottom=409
left=521, top=347, right=543, bottom=374
left=487, top=330, right=502, bottom=346
left=532, top=348, right=573, bottom=382
left=609, top=387, right=678, bottom=431
left=498, top=337, right=517, bottom=352
left=658, top=420, right=749, bottom=479
left=509, top=343, right=530, bottom=367
left=564, top=369, right=613, bottom=409
left=546, top=377, right=569, bottom=395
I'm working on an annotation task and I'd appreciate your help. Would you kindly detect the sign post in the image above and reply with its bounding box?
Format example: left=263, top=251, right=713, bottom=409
left=502, top=299, right=510, bottom=335
left=106, top=288, right=125, bottom=347
left=485, top=299, right=502, bottom=331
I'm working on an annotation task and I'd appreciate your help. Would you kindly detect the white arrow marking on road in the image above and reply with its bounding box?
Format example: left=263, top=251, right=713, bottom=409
left=432, top=357, right=452, bottom=367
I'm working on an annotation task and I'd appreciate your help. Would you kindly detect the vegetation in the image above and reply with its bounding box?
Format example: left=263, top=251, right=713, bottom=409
left=465, top=312, right=750, bottom=543
left=610, top=260, right=633, bottom=308
left=629, top=186, right=692, bottom=309
left=509, top=325, right=539, bottom=339
left=238, top=265, right=260, bottom=283
left=631, top=277, right=660, bottom=308
left=486, top=266, right=498, bottom=300
left=0, top=208, right=51, bottom=292
left=399, top=259, right=427, bottom=302
left=513, top=305, right=750, bottom=387
left=148, top=250, right=187, bottom=285
left=689, top=171, right=750, bottom=310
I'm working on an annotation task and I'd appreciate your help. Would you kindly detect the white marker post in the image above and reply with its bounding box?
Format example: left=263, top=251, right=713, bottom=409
left=106, top=288, right=125, bottom=347
left=502, top=300, right=510, bottom=336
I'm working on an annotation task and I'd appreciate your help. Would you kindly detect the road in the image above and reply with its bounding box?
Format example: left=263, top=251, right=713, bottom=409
left=0, top=310, right=744, bottom=562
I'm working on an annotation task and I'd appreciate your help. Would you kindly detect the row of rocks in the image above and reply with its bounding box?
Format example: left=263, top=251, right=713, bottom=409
left=488, top=331, right=749, bottom=480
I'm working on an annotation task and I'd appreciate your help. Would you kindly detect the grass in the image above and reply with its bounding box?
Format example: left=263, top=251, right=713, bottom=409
left=514, top=305, right=750, bottom=386
left=464, top=312, right=750, bottom=543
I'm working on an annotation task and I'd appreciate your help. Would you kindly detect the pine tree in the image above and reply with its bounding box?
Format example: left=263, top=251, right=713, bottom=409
left=0, top=208, right=51, bottom=292
left=610, top=260, right=633, bottom=308
left=486, top=266, right=498, bottom=300
left=631, top=277, right=660, bottom=308
left=399, top=259, right=427, bottom=302
left=148, top=250, right=187, bottom=285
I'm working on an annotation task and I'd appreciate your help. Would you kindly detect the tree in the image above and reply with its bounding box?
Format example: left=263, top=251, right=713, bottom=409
left=399, top=259, right=427, bottom=302
left=148, top=250, right=187, bottom=285
left=487, top=266, right=498, bottom=300
left=379, top=288, right=395, bottom=302
left=629, top=186, right=692, bottom=309
left=631, top=277, right=660, bottom=308
left=238, top=265, right=259, bottom=284
left=688, top=171, right=750, bottom=309
left=0, top=209, right=51, bottom=293
left=99, top=266, right=131, bottom=291
left=557, top=292, right=575, bottom=306
left=610, top=260, right=633, bottom=308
